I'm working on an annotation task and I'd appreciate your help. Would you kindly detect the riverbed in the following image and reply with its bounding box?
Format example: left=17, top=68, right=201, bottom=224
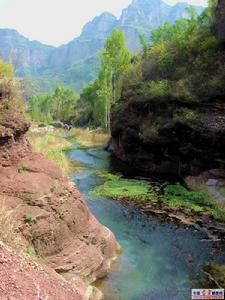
left=67, top=144, right=225, bottom=300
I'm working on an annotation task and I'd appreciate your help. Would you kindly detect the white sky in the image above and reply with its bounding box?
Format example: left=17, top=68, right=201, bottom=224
left=0, top=0, right=208, bottom=46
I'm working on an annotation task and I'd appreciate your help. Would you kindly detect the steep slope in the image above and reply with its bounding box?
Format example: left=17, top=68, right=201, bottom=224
left=0, top=243, right=84, bottom=300
left=119, top=0, right=170, bottom=51
left=0, top=29, right=54, bottom=76
left=48, top=13, right=117, bottom=69
left=0, top=99, right=119, bottom=298
left=110, top=3, right=225, bottom=184
left=119, top=0, right=203, bottom=50
left=0, top=0, right=203, bottom=93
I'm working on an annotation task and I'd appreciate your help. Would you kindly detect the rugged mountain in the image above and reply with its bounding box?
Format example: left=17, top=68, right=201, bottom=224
left=118, top=0, right=171, bottom=50
left=0, top=0, right=203, bottom=93
left=0, top=29, right=54, bottom=76
left=119, top=0, right=203, bottom=50
left=48, top=13, right=117, bottom=68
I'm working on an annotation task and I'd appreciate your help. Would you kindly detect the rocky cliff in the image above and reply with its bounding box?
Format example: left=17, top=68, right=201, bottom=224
left=0, top=29, right=54, bottom=76
left=110, top=1, right=225, bottom=186
left=0, top=99, right=119, bottom=299
left=111, top=98, right=225, bottom=178
left=214, top=0, right=225, bottom=42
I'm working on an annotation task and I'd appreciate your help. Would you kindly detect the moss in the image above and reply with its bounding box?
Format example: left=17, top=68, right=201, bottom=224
left=161, top=184, right=225, bottom=222
left=91, top=174, right=225, bottom=222
left=90, top=172, right=157, bottom=201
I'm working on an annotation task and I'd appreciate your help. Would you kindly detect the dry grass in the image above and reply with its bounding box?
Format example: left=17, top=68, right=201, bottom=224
left=69, top=128, right=109, bottom=147
left=0, top=204, right=18, bottom=245
left=28, top=128, right=74, bottom=174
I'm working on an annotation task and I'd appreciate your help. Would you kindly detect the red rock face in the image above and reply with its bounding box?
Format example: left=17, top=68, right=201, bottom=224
left=0, top=103, right=118, bottom=299
left=0, top=244, right=84, bottom=300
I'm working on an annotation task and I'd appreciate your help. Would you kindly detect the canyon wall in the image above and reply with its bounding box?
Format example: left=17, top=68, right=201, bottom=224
left=0, top=100, right=119, bottom=299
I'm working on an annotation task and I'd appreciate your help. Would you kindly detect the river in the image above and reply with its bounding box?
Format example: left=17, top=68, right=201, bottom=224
left=67, top=144, right=225, bottom=300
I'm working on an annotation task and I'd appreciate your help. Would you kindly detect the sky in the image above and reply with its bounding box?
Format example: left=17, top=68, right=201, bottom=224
left=0, top=0, right=208, bottom=46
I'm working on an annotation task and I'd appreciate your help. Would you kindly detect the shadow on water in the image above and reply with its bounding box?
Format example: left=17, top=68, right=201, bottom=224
left=67, top=144, right=225, bottom=300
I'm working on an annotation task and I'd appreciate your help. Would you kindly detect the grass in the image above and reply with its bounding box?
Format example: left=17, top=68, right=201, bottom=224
left=17, top=166, right=33, bottom=173
left=28, top=128, right=74, bottom=174
left=0, top=204, right=18, bottom=246
left=90, top=172, right=225, bottom=222
left=25, top=246, right=37, bottom=257
left=68, top=128, right=109, bottom=147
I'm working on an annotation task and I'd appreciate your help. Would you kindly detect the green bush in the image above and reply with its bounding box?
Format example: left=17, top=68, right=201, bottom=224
left=25, top=247, right=36, bottom=256
left=23, top=214, right=34, bottom=223
left=142, top=80, right=170, bottom=100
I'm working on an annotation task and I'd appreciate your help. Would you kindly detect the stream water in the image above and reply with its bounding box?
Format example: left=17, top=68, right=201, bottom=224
left=67, top=145, right=225, bottom=300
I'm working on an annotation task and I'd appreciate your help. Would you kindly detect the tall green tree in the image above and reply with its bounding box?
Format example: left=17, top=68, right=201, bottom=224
left=28, top=85, right=79, bottom=123
left=82, top=28, right=131, bottom=130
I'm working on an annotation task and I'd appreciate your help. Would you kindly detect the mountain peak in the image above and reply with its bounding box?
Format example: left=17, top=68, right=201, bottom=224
left=132, top=0, right=164, bottom=7
left=80, top=12, right=117, bottom=39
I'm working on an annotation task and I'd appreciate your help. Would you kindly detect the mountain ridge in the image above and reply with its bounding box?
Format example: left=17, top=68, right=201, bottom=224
left=0, top=0, right=204, bottom=94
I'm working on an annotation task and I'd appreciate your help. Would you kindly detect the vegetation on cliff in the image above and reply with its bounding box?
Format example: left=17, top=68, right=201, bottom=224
left=0, top=60, right=19, bottom=102
left=120, top=0, right=222, bottom=105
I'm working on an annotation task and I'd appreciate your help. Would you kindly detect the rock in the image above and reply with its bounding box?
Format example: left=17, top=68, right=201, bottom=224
left=38, top=123, right=47, bottom=128
left=111, top=98, right=225, bottom=178
left=0, top=102, right=118, bottom=298
left=51, top=121, right=65, bottom=129
left=103, top=138, right=112, bottom=151
left=213, top=0, right=225, bottom=43
left=185, top=169, right=225, bottom=206
left=0, top=243, right=84, bottom=300
left=206, top=179, right=219, bottom=186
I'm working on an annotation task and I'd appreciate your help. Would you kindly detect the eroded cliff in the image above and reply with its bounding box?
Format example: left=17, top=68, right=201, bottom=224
left=0, top=100, right=119, bottom=299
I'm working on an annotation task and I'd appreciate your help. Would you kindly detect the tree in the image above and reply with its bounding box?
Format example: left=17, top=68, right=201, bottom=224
left=28, top=85, right=79, bottom=123
left=82, top=29, right=131, bottom=130
left=139, top=34, right=149, bottom=58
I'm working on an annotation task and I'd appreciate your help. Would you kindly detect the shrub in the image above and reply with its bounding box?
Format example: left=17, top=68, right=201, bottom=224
left=173, top=108, right=198, bottom=121
left=142, top=80, right=170, bottom=100
left=25, top=247, right=36, bottom=256
left=24, top=214, right=34, bottom=223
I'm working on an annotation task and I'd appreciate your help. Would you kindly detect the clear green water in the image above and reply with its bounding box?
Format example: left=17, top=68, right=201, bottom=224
left=67, top=146, right=225, bottom=300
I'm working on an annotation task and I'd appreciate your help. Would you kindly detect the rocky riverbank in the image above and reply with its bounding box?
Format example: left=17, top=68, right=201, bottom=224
left=116, top=196, right=225, bottom=242
left=0, top=101, right=119, bottom=299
